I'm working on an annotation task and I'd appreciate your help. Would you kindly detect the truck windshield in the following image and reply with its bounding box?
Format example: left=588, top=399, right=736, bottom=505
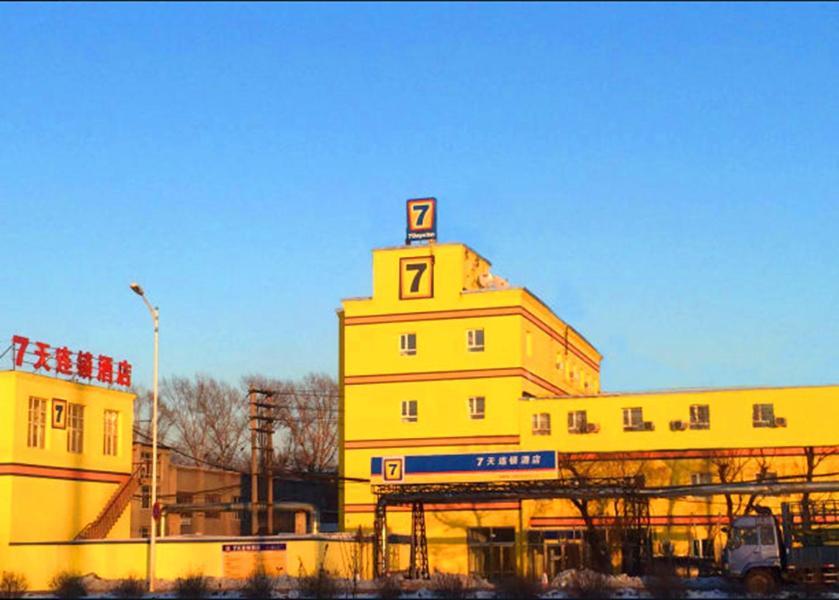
left=729, top=526, right=759, bottom=548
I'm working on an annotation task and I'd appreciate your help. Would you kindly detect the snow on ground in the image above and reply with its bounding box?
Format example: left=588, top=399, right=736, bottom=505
left=17, top=572, right=839, bottom=598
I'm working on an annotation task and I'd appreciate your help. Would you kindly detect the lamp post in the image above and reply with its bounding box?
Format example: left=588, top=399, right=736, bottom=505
left=130, top=282, right=159, bottom=593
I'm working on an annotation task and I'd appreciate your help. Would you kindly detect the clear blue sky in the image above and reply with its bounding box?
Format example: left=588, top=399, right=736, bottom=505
left=2, top=3, right=837, bottom=392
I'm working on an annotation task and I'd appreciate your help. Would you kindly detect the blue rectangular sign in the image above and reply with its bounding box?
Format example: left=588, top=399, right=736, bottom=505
left=371, top=450, right=555, bottom=477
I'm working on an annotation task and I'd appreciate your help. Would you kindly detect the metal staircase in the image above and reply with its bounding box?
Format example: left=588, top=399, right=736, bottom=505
left=74, top=463, right=144, bottom=540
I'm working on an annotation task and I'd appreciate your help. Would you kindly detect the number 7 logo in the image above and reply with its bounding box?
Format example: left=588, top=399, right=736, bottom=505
left=399, top=256, right=434, bottom=300
left=52, top=398, right=68, bottom=429
left=382, top=457, right=404, bottom=482
left=406, top=198, right=436, bottom=233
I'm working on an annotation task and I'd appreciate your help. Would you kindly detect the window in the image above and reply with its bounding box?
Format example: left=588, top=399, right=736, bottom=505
left=180, top=516, right=193, bottom=535
left=140, top=527, right=150, bottom=538
left=759, top=525, right=776, bottom=546
left=622, top=407, right=644, bottom=431
left=176, top=492, right=194, bottom=504
left=233, top=495, right=242, bottom=521
left=141, top=485, right=151, bottom=508
left=400, top=333, right=417, bottom=356
left=67, top=403, right=84, bottom=453
left=532, top=413, right=551, bottom=435
left=401, top=400, right=417, bottom=423
left=205, top=494, right=221, bottom=519
left=27, top=397, right=47, bottom=448
left=689, top=404, right=710, bottom=429
left=691, top=538, right=714, bottom=558
left=103, top=410, right=119, bottom=456
left=555, top=353, right=564, bottom=372
left=567, top=410, right=588, bottom=434
left=753, top=404, right=775, bottom=428
left=467, top=328, right=485, bottom=352
left=468, top=396, right=485, bottom=420
left=691, top=472, right=712, bottom=485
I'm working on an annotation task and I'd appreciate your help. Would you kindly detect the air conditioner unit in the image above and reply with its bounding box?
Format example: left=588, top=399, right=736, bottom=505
left=586, top=423, right=600, bottom=434
left=774, top=417, right=787, bottom=428
left=670, top=420, right=687, bottom=432
left=643, top=421, right=655, bottom=431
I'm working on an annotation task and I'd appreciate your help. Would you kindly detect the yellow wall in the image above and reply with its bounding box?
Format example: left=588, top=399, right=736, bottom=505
left=4, top=535, right=376, bottom=591
left=338, top=240, right=839, bottom=577
left=518, top=385, right=839, bottom=452
left=0, top=371, right=135, bottom=542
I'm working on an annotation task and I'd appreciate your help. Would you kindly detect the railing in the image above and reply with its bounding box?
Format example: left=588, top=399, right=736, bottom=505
left=74, top=463, right=145, bottom=540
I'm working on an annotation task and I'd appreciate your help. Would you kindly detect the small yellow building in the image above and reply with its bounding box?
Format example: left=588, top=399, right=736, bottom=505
left=0, top=370, right=135, bottom=549
left=338, top=241, right=839, bottom=579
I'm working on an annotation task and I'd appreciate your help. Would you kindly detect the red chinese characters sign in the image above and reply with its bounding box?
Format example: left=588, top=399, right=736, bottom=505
left=11, top=335, right=132, bottom=388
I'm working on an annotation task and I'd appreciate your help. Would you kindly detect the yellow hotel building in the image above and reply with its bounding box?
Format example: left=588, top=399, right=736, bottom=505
left=338, top=241, right=839, bottom=579
left=0, top=370, right=135, bottom=549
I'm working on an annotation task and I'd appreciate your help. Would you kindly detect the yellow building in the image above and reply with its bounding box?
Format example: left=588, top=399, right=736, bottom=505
left=0, top=370, right=136, bottom=548
left=338, top=241, right=839, bottom=579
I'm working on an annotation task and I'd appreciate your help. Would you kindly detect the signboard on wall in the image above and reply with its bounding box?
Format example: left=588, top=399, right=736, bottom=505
left=405, top=197, right=437, bottom=244
left=9, top=334, right=132, bottom=388
left=371, top=450, right=556, bottom=483
left=222, top=543, right=287, bottom=579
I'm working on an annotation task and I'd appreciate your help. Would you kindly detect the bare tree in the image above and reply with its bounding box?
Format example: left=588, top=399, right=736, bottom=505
left=130, top=384, right=173, bottom=445
left=710, top=452, right=771, bottom=524
left=243, top=372, right=339, bottom=473
left=800, top=446, right=837, bottom=528
left=159, top=374, right=249, bottom=470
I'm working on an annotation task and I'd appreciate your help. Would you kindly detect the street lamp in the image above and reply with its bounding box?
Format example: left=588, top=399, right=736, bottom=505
left=130, top=282, right=159, bottom=593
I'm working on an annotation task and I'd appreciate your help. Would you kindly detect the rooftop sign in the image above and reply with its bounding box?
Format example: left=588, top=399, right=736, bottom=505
left=405, top=197, right=437, bottom=244
left=8, top=334, right=132, bottom=388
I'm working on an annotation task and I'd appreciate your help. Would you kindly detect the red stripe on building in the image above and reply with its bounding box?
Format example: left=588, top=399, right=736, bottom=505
left=345, top=367, right=569, bottom=395
left=0, top=463, right=129, bottom=484
left=344, top=306, right=601, bottom=371
left=557, top=445, right=839, bottom=462
left=345, top=435, right=520, bottom=450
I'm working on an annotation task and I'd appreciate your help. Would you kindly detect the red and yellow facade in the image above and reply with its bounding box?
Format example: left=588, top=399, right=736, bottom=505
left=338, top=241, right=839, bottom=577
left=0, top=370, right=134, bottom=547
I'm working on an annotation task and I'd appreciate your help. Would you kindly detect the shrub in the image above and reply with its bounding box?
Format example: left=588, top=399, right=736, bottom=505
left=298, top=568, right=339, bottom=599
left=240, top=567, right=275, bottom=599
left=430, top=572, right=471, bottom=599
left=375, top=574, right=402, bottom=600
left=174, top=573, right=210, bottom=599
left=50, top=572, right=87, bottom=599
left=0, top=572, right=28, bottom=599
left=561, top=569, right=610, bottom=599
left=111, top=576, right=146, bottom=598
left=493, top=575, right=542, bottom=599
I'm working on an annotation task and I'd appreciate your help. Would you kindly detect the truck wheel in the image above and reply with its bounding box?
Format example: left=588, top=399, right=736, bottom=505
left=745, top=569, right=777, bottom=596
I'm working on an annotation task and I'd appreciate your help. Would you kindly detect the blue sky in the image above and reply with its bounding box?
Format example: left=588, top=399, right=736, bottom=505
left=2, top=3, right=837, bottom=392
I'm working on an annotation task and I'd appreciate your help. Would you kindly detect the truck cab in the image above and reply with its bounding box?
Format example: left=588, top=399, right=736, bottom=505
left=724, top=514, right=783, bottom=593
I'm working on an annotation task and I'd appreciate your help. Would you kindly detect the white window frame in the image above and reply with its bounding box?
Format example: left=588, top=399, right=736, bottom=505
left=401, top=400, right=418, bottom=423
left=567, top=410, right=588, bottom=434
left=532, top=413, right=551, bottom=435
left=399, top=333, right=417, bottom=356
left=622, top=407, right=644, bottom=431
left=27, top=396, right=47, bottom=449
left=67, top=403, right=84, bottom=453
left=468, top=396, right=485, bottom=420
left=103, top=410, right=119, bottom=456
left=689, top=404, right=710, bottom=430
left=466, top=328, right=485, bottom=352
left=753, top=403, right=775, bottom=428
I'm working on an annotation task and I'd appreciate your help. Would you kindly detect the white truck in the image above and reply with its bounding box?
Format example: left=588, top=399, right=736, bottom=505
left=723, top=502, right=839, bottom=594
